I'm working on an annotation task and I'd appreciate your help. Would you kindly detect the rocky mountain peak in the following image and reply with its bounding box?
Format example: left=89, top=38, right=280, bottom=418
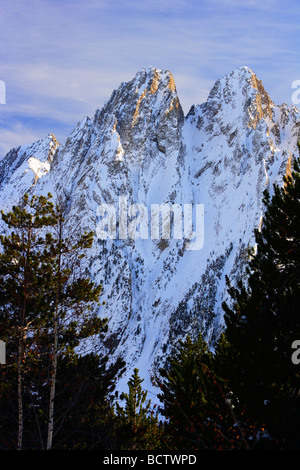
left=90, top=66, right=184, bottom=166
left=0, top=66, right=298, bottom=399
left=0, top=132, right=60, bottom=211
left=199, top=66, right=274, bottom=132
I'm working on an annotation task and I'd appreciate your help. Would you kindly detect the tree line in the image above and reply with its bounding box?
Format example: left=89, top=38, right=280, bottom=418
left=0, top=146, right=299, bottom=450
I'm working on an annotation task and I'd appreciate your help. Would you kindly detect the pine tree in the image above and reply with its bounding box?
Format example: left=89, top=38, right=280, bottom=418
left=40, top=201, right=106, bottom=450
left=157, top=332, right=233, bottom=450
left=221, top=146, right=300, bottom=449
left=39, top=352, right=125, bottom=450
left=0, top=193, right=113, bottom=449
left=0, top=193, right=59, bottom=449
left=115, top=368, right=162, bottom=450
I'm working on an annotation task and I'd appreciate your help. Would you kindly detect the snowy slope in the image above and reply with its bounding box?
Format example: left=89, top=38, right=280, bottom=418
left=0, top=66, right=299, bottom=399
left=0, top=133, right=60, bottom=212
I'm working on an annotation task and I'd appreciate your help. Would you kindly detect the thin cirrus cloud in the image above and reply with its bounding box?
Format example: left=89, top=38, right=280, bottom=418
left=0, top=0, right=299, bottom=157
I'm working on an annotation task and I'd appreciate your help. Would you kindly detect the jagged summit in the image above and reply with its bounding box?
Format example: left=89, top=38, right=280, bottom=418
left=0, top=133, right=60, bottom=211
left=94, top=66, right=181, bottom=120
left=0, top=66, right=299, bottom=399
left=89, top=66, right=184, bottom=166
left=188, top=65, right=275, bottom=129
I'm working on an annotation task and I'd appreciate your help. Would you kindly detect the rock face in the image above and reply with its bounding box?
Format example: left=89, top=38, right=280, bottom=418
left=0, top=66, right=299, bottom=396
left=0, top=133, right=60, bottom=211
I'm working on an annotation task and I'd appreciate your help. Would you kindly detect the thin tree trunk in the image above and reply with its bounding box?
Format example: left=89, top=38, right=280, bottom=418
left=17, top=220, right=32, bottom=450
left=46, top=306, right=58, bottom=450
left=17, top=331, right=23, bottom=450
left=46, top=213, right=63, bottom=450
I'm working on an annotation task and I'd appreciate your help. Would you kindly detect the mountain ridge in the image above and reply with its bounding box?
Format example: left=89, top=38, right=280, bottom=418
left=0, top=66, right=299, bottom=398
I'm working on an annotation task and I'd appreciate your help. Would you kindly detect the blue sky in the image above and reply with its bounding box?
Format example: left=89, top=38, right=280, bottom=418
left=0, top=0, right=299, bottom=157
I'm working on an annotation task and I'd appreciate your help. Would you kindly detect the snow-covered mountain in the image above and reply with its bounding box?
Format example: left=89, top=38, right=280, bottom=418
left=0, top=66, right=299, bottom=397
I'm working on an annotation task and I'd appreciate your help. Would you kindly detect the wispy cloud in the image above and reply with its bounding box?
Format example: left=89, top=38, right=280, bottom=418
left=0, top=121, right=42, bottom=159
left=0, top=0, right=299, bottom=157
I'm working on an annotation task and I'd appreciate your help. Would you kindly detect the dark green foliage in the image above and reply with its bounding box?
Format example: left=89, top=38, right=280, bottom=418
left=115, top=368, right=163, bottom=450
left=1, top=142, right=299, bottom=451
left=32, top=353, right=125, bottom=450
left=157, top=333, right=235, bottom=450
left=0, top=194, right=58, bottom=337
left=221, top=146, right=300, bottom=449
left=0, top=193, right=124, bottom=449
